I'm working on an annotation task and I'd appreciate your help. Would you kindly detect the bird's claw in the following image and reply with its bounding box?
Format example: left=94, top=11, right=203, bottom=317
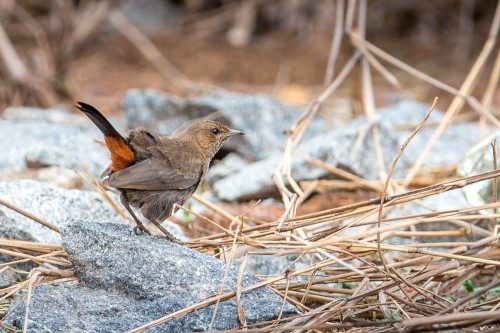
left=133, top=225, right=151, bottom=236
left=155, top=234, right=184, bottom=245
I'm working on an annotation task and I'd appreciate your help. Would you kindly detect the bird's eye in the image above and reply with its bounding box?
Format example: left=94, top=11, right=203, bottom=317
left=211, top=128, right=219, bottom=135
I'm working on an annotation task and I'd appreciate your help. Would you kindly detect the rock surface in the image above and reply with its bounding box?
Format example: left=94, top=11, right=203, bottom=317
left=0, top=180, right=128, bottom=244
left=378, top=100, right=489, bottom=168
left=0, top=213, right=37, bottom=287
left=0, top=107, right=114, bottom=178
left=4, top=220, right=299, bottom=332
left=0, top=180, right=185, bottom=244
left=208, top=100, right=493, bottom=201
left=458, top=131, right=500, bottom=208
left=211, top=120, right=405, bottom=201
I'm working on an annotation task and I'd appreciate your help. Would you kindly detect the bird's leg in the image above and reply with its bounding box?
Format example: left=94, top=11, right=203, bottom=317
left=120, top=192, right=151, bottom=235
left=149, top=219, right=184, bottom=245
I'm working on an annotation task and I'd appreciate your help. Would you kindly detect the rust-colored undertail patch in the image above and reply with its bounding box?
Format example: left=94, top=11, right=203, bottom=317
left=104, top=136, right=135, bottom=171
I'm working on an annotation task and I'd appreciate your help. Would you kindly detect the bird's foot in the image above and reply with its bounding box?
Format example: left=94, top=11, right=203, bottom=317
left=149, top=220, right=185, bottom=244
left=133, top=224, right=151, bottom=236
left=155, top=233, right=184, bottom=245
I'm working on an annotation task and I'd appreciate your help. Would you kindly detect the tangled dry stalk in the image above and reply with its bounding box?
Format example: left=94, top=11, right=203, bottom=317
left=1, top=0, right=500, bottom=332
left=1, top=164, right=500, bottom=332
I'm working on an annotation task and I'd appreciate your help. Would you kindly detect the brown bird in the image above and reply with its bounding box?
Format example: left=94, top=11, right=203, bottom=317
left=76, top=102, right=243, bottom=243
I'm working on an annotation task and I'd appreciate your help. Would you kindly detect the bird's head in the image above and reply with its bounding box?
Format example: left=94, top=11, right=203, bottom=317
left=176, top=120, right=244, bottom=158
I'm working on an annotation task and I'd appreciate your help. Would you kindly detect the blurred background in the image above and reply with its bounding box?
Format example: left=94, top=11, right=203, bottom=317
left=0, top=0, right=498, bottom=114
left=3, top=2, right=500, bottom=330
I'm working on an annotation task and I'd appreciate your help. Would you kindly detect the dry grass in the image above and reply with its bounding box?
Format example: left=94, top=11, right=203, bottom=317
left=1, top=165, right=500, bottom=332
left=1, top=1, right=500, bottom=332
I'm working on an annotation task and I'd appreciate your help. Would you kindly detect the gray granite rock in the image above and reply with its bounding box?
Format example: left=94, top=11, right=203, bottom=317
left=210, top=100, right=494, bottom=201
left=0, top=213, right=37, bottom=287
left=379, top=100, right=490, bottom=168
left=123, top=89, right=329, bottom=160
left=385, top=189, right=477, bottom=244
left=205, top=153, right=249, bottom=185
left=388, top=189, right=471, bottom=218
left=211, top=156, right=280, bottom=201
left=372, top=100, right=445, bottom=125
left=212, top=120, right=405, bottom=201
left=0, top=180, right=186, bottom=244
left=2, top=106, right=87, bottom=124
left=458, top=131, right=500, bottom=208
left=320, top=188, right=475, bottom=247
left=238, top=253, right=308, bottom=279
left=0, top=107, right=114, bottom=177
left=36, top=166, right=83, bottom=188
left=0, top=180, right=128, bottom=244
left=4, top=220, right=299, bottom=332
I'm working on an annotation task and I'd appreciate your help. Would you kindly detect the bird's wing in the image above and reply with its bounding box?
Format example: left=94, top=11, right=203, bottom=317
left=106, top=158, right=200, bottom=191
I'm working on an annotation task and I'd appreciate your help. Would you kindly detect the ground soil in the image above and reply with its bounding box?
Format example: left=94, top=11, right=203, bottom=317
left=68, top=28, right=499, bottom=117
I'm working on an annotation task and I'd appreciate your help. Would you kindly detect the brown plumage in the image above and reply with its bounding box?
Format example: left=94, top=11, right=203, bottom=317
left=76, top=102, right=243, bottom=243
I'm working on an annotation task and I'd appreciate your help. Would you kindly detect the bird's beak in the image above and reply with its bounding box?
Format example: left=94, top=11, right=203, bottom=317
left=226, top=129, right=244, bottom=136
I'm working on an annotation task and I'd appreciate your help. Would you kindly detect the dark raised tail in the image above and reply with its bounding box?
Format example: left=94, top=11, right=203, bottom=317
left=75, top=102, right=125, bottom=140
left=75, top=102, right=135, bottom=172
